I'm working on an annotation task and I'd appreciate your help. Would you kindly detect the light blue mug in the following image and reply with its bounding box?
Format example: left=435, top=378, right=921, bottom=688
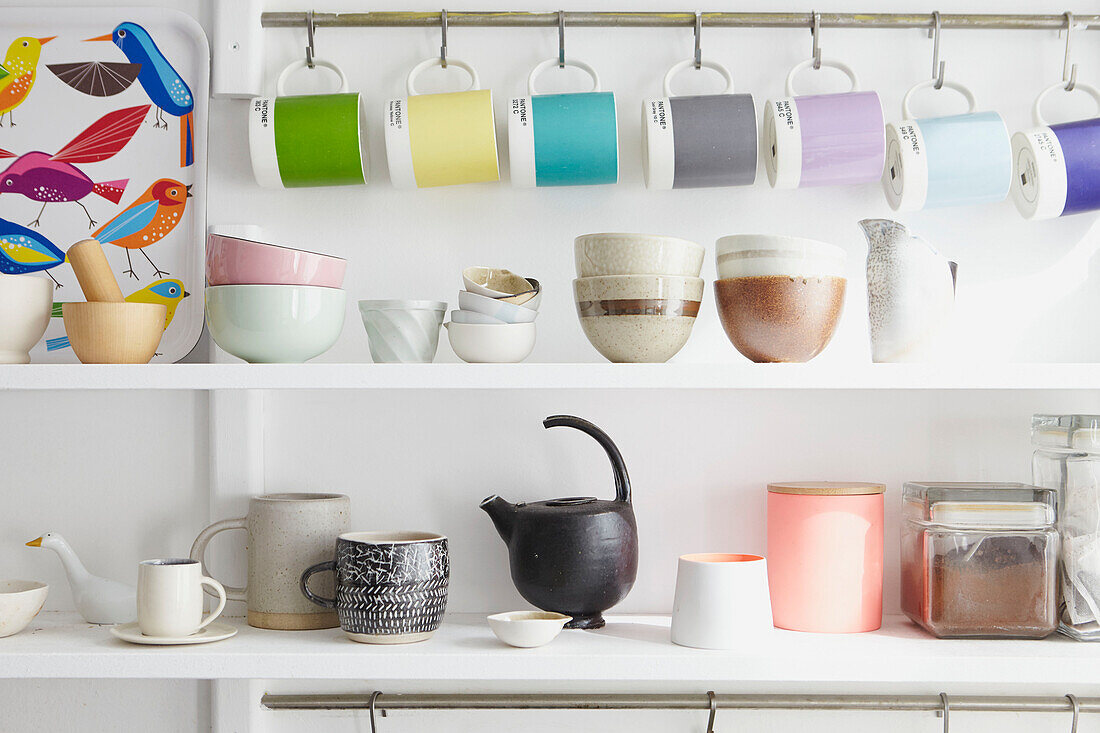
left=882, top=79, right=1011, bottom=211
left=508, top=59, right=618, bottom=187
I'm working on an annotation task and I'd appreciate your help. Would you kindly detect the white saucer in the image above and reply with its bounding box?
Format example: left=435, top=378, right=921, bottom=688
left=110, top=622, right=238, bottom=645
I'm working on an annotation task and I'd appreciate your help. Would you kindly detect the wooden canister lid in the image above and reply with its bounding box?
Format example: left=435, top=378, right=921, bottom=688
left=768, top=481, right=886, bottom=496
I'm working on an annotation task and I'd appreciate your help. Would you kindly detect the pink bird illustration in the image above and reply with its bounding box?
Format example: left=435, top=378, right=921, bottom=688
left=0, top=104, right=149, bottom=228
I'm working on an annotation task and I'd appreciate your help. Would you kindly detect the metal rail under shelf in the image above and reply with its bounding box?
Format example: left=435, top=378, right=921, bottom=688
left=259, top=11, right=1100, bottom=30
left=262, top=692, right=1098, bottom=714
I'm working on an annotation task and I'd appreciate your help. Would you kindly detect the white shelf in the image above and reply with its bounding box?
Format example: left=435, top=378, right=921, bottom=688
left=5, top=612, right=1100, bottom=682
left=0, top=362, right=1097, bottom=390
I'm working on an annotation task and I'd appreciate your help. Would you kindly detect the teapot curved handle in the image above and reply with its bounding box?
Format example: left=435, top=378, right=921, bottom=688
left=543, top=415, right=631, bottom=505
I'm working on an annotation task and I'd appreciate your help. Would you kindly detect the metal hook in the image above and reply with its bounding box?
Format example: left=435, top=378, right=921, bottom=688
left=706, top=691, right=717, bottom=733
left=1062, top=11, right=1078, bottom=91
left=929, top=11, right=945, bottom=89
left=810, top=11, right=821, bottom=70
left=558, top=10, right=565, bottom=68
left=440, top=9, right=448, bottom=69
left=304, top=9, right=316, bottom=69
left=940, top=693, right=950, bottom=733
left=1067, top=694, right=1080, bottom=733
left=369, top=691, right=383, bottom=733
left=694, top=12, right=702, bottom=70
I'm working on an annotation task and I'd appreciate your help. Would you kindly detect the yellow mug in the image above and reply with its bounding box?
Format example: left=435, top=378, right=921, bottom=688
left=383, top=58, right=500, bottom=188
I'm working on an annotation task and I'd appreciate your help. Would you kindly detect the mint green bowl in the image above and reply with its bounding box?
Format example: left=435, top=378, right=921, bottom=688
left=206, top=285, right=346, bottom=363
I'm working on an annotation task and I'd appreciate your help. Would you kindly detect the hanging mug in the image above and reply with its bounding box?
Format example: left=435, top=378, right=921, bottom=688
left=642, top=59, right=757, bottom=190
left=882, top=79, right=1011, bottom=211
left=508, top=59, right=618, bottom=188
left=1010, top=81, right=1100, bottom=219
left=764, top=59, right=885, bottom=189
left=384, top=58, right=499, bottom=189
left=249, top=59, right=369, bottom=189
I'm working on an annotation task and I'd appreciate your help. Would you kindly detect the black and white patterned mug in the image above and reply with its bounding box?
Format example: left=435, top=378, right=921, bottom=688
left=300, top=531, right=449, bottom=644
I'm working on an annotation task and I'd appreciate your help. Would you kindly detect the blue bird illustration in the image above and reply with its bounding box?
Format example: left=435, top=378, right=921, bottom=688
left=0, top=216, right=65, bottom=287
left=85, top=23, right=194, bottom=167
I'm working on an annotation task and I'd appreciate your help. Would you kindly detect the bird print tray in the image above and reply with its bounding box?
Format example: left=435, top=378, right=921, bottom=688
left=1, top=8, right=207, bottom=363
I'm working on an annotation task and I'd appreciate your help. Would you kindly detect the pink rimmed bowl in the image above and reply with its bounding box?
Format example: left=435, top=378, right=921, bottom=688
left=206, top=234, right=347, bottom=287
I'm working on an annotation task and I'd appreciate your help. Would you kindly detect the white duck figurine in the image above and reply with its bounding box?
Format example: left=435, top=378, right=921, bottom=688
left=860, top=218, right=957, bottom=363
left=26, top=533, right=136, bottom=624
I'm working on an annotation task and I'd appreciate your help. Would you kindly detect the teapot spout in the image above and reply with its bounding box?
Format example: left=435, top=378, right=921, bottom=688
left=858, top=218, right=911, bottom=248
left=480, top=495, right=518, bottom=543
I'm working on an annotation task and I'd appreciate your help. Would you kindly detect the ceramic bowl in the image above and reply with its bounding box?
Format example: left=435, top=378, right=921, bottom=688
left=458, top=290, right=539, bottom=324
left=714, top=234, right=847, bottom=281
left=358, top=300, right=447, bottom=364
left=462, top=267, right=536, bottom=299
left=62, top=302, right=166, bottom=364
left=206, top=234, right=347, bottom=287
left=445, top=321, right=536, bottom=363
left=0, top=580, right=48, bottom=638
left=206, top=284, right=346, bottom=363
left=487, top=611, right=571, bottom=648
left=495, top=279, right=542, bottom=309
left=0, top=274, right=53, bottom=364
left=573, top=275, right=704, bottom=363
left=450, top=309, right=506, bottom=325
left=574, top=233, right=705, bottom=278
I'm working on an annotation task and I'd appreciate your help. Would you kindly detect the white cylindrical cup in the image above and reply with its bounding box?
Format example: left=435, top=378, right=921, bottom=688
left=137, top=558, right=226, bottom=638
left=671, top=553, right=772, bottom=649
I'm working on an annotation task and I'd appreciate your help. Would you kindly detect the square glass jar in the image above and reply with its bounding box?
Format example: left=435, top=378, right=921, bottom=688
left=901, top=482, right=1059, bottom=639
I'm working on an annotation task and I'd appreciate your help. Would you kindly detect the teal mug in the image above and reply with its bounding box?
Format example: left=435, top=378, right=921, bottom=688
left=249, top=59, right=370, bottom=189
left=508, top=58, right=618, bottom=187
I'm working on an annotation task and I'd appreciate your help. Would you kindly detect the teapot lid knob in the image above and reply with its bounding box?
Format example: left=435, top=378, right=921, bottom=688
left=546, top=497, right=597, bottom=506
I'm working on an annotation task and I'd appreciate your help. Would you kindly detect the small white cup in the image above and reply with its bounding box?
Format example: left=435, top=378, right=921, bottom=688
left=137, top=558, right=226, bottom=638
left=671, top=553, right=772, bottom=649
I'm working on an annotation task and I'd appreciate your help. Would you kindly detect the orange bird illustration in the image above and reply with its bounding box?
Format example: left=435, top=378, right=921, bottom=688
left=0, top=36, right=55, bottom=126
left=92, top=178, right=191, bottom=279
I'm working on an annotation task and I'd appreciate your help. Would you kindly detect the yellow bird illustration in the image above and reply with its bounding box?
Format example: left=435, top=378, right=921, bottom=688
left=0, top=36, right=55, bottom=126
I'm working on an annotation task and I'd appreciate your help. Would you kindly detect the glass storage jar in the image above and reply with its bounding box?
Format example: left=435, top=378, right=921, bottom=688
left=1032, top=414, right=1100, bottom=640
left=901, top=482, right=1059, bottom=639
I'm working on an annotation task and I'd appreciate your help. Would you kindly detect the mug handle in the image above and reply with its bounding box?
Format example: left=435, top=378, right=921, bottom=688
left=663, top=59, right=734, bottom=97
left=901, top=79, right=977, bottom=120
left=197, top=576, right=227, bottom=630
left=300, top=560, right=337, bottom=609
left=406, top=57, right=479, bottom=96
left=528, top=58, right=600, bottom=96
left=190, top=518, right=247, bottom=602
left=1033, top=80, right=1100, bottom=126
left=275, top=58, right=350, bottom=96
left=785, top=57, right=860, bottom=96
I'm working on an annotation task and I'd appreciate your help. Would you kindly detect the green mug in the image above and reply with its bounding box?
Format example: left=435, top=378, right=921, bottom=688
left=249, top=59, right=369, bottom=189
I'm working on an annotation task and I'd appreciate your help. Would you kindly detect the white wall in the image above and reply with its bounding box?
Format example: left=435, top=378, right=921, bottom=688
left=5, top=0, right=1100, bottom=731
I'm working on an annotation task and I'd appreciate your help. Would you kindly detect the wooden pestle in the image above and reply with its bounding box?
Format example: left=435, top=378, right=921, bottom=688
left=67, top=239, right=124, bottom=303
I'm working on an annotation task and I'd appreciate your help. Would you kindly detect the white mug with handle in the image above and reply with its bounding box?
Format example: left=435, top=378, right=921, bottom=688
left=137, top=558, right=226, bottom=638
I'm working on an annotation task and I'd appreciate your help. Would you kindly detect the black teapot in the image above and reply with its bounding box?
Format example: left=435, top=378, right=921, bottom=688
left=480, top=414, right=637, bottom=629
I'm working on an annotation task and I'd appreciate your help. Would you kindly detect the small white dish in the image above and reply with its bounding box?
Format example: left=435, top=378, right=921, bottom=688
left=445, top=321, right=536, bottom=363
left=0, top=580, right=48, bottom=638
left=487, top=611, right=571, bottom=648
left=450, top=309, right=507, bottom=325
left=458, top=290, right=538, bottom=324
left=110, top=621, right=238, bottom=645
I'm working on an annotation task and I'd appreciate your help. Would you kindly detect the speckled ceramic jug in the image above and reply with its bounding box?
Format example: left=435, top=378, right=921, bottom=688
left=190, top=493, right=350, bottom=630
left=860, top=219, right=956, bottom=363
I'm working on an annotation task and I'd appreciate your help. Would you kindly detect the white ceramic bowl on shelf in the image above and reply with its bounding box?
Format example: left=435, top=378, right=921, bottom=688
left=487, top=611, right=571, bottom=648
left=445, top=321, right=536, bottom=363
left=458, top=290, right=539, bottom=324
left=0, top=580, right=48, bottom=638
left=0, top=274, right=53, bottom=364
left=206, top=284, right=346, bottom=363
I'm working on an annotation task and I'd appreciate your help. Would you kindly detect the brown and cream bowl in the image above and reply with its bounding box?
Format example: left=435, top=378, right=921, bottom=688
left=573, top=275, right=704, bottom=363
left=713, top=235, right=847, bottom=363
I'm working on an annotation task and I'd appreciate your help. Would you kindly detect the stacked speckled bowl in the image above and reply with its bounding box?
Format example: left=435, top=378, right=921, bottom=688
left=572, top=233, right=705, bottom=363
left=445, top=267, right=542, bottom=363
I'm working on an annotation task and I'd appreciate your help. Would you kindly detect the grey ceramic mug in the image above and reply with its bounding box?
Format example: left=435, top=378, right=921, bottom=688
left=642, top=59, right=758, bottom=190
left=190, top=493, right=350, bottom=630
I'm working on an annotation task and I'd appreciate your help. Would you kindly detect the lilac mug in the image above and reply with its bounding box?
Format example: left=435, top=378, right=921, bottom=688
left=764, top=58, right=885, bottom=189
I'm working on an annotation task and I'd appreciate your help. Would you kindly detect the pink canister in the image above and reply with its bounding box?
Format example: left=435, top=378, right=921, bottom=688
left=766, top=481, right=884, bottom=633
left=763, top=59, right=885, bottom=189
